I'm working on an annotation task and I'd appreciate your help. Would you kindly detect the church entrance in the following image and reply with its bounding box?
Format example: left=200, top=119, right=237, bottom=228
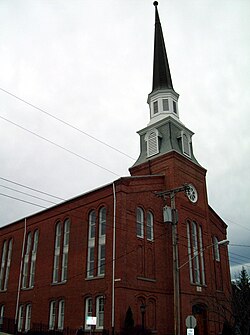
left=192, top=304, right=208, bottom=335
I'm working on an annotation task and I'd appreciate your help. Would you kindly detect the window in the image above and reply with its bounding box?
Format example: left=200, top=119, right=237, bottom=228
left=53, top=222, right=61, bottom=283
left=49, top=300, right=65, bottom=330
left=0, top=241, right=7, bottom=290
left=58, top=300, right=65, bottom=330
left=187, top=221, right=205, bottom=285
left=17, top=303, right=32, bottom=332
left=136, top=208, right=144, bottom=238
left=84, top=298, right=93, bottom=330
left=98, top=245, right=105, bottom=276
left=192, top=221, right=200, bottom=284
left=62, top=220, right=70, bottom=281
left=213, top=237, right=220, bottom=261
left=29, top=230, right=39, bottom=287
left=25, top=304, right=32, bottom=331
left=18, top=305, right=24, bottom=332
left=98, top=208, right=106, bottom=276
left=87, top=247, right=95, bottom=278
left=199, top=226, right=205, bottom=284
left=153, top=101, right=158, bottom=114
left=146, top=211, right=154, bottom=241
left=22, top=231, right=39, bottom=289
left=49, top=301, right=56, bottom=330
left=137, top=208, right=154, bottom=241
left=22, top=233, right=32, bottom=288
left=89, top=211, right=96, bottom=240
left=87, top=208, right=107, bottom=278
left=96, top=296, right=104, bottom=329
left=52, top=220, right=70, bottom=283
left=163, top=98, right=169, bottom=111
left=0, top=239, right=13, bottom=291
left=99, top=207, right=106, bottom=237
left=87, top=211, right=96, bottom=278
left=0, top=305, right=4, bottom=330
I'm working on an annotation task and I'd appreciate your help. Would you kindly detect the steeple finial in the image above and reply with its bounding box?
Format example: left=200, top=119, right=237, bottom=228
left=152, top=1, right=173, bottom=91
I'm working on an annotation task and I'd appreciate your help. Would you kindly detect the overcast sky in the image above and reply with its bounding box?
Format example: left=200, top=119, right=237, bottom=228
left=0, top=0, right=249, bottom=276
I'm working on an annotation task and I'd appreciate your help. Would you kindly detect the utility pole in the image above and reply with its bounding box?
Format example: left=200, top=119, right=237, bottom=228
left=156, top=185, right=190, bottom=335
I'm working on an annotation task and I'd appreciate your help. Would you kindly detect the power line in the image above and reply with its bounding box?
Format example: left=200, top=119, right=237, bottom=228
left=0, top=114, right=120, bottom=177
left=0, top=184, right=58, bottom=205
left=0, top=176, right=65, bottom=201
left=224, top=217, right=250, bottom=233
left=0, top=193, right=46, bottom=209
left=0, top=87, right=135, bottom=160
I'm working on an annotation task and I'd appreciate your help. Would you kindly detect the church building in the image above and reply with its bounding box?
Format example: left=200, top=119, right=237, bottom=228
left=0, top=3, right=232, bottom=335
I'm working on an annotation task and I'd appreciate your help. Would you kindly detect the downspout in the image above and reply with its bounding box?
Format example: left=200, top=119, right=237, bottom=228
left=15, top=218, right=27, bottom=326
left=111, top=182, right=116, bottom=335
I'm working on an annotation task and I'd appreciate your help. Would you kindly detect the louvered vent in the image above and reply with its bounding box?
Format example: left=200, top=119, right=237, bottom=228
left=148, top=131, right=158, bottom=157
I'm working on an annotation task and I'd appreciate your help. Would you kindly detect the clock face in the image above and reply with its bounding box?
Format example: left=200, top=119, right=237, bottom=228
left=186, top=184, right=198, bottom=203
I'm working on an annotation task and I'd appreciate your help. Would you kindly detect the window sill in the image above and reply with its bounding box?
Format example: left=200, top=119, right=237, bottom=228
left=21, top=286, right=34, bottom=291
left=85, top=275, right=105, bottom=281
left=51, top=280, right=67, bottom=286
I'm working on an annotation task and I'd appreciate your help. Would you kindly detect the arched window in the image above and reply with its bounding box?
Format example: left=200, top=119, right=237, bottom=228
left=85, top=297, right=93, bottom=330
left=49, top=299, right=65, bottom=330
left=29, top=231, right=39, bottom=287
left=187, top=220, right=205, bottom=285
left=0, top=241, right=7, bottom=290
left=22, top=233, right=32, bottom=288
left=62, top=220, right=70, bottom=281
left=89, top=210, right=96, bottom=240
left=96, top=296, right=104, bottom=329
left=136, top=208, right=144, bottom=238
left=99, top=207, right=106, bottom=237
left=53, top=222, right=62, bottom=283
left=0, top=238, right=13, bottom=291
left=58, top=300, right=65, bottom=330
left=87, top=211, right=96, bottom=278
left=98, top=207, right=106, bottom=276
left=146, top=211, right=154, bottom=241
left=53, top=220, right=70, bottom=283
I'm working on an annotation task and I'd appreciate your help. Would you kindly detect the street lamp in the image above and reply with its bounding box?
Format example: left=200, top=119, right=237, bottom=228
left=178, top=239, right=229, bottom=270
left=140, top=304, right=146, bottom=333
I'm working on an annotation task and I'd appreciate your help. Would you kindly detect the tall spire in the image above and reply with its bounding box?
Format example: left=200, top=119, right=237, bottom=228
left=152, top=1, right=173, bottom=92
